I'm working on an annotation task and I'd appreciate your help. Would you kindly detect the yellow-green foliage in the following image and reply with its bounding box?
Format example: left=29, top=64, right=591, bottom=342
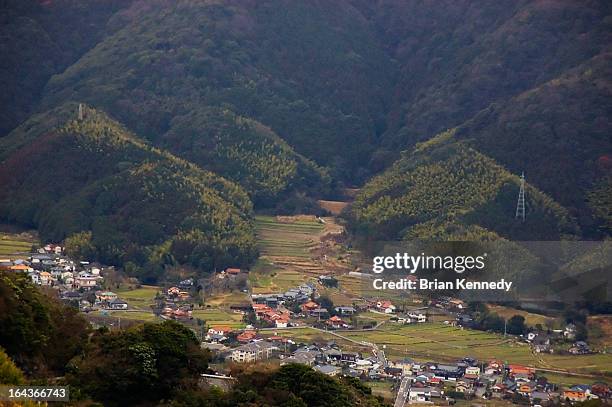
left=0, top=105, right=257, bottom=278
left=161, top=107, right=328, bottom=205
left=0, top=347, right=25, bottom=385
left=350, top=133, right=577, bottom=241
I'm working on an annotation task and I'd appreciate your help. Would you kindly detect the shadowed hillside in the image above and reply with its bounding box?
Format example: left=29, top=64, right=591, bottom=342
left=0, top=104, right=257, bottom=280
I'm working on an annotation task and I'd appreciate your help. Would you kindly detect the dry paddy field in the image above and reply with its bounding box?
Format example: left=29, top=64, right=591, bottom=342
left=250, top=215, right=326, bottom=294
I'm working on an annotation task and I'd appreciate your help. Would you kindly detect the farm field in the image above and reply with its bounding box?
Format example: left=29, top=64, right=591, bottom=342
left=192, top=308, right=245, bottom=329
left=250, top=215, right=327, bottom=294
left=94, top=310, right=159, bottom=322
left=0, top=231, right=37, bottom=258
left=487, top=304, right=557, bottom=327
left=538, top=371, right=610, bottom=388
left=365, top=381, right=394, bottom=402
left=115, top=285, right=160, bottom=309
left=205, top=291, right=250, bottom=307
left=317, top=200, right=348, bottom=215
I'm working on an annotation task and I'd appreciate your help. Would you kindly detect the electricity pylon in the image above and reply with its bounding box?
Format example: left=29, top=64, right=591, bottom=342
left=515, top=172, right=525, bottom=222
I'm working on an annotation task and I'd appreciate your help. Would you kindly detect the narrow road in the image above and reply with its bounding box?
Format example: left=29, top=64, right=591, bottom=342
left=393, top=376, right=411, bottom=407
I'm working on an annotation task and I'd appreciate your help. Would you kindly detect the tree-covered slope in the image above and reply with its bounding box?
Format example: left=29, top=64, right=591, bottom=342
left=40, top=0, right=394, bottom=184
left=349, top=130, right=579, bottom=241
left=161, top=107, right=330, bottom=206
left=0, top=271, right=89, bottom=377
left=0, top=104, right=257, bottom=279
left=0, top=0, right=135, bottom=136
left=453, top=53, right=612, bottom=237
left=359, top=0, right=612, bottom=152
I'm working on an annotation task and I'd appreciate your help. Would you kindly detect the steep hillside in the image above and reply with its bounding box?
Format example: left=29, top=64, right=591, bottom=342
left=357, top=0, right=612, bottom=151
left=160, top=107, right=330, bottom=206
left=454, top=53, right=612, bottom=236
left=1, top=0, right=610, bottom=239
left=349, top=130, right=578, bottom=241
left=0, top=104, right=257, bottom=279
left=0, top=0, right=134, bottom=136
left=40, top=0, right=394, bottom=183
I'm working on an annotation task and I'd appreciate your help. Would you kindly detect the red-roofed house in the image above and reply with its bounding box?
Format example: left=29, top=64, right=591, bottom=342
left=237, top=330, right=257, bottom=343
left=376, top=300, right=396, bottom=314
left=326, top=315, right=346, bottom=329
left=300, top=301, right=319, bottom=313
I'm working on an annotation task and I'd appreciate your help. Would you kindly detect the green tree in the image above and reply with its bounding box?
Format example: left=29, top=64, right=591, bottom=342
left=507, top=315, right=526, bottom=335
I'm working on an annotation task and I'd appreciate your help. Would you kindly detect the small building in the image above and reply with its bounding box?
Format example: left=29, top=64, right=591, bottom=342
left=376, top=300, right=396, bottom=314
left=96, top=291, right=118, bottom=302
left=75, top=274, right=98, bottom=289
left=229, top=342, right=278, bottom=363
left=108, top=299, right=128, bottom=310
left=326, top=315, right=346, bottom=329
left=313, top=364, right=341, bottom=377
left=334, top=306, right=356, bottom=315
left=300, top=301, right=319, bottom=313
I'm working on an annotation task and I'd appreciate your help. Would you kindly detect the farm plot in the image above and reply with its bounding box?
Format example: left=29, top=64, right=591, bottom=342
left=115, top=285, right=160, bottom=309
left=251, top=215, right=326, bottom=293
left=0, top=231, right=37, bottom=257
left=255, top=215, right=323, bottom=258
left=192, top=308, right=245, bottom=329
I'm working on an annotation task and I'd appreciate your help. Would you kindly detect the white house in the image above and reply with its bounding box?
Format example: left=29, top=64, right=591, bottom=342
left=229, top=342, right=278, bottom=363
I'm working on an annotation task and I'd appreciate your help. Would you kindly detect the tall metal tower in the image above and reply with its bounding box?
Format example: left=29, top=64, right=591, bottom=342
left=78, top=103, right=84, bottom=121
left=515, top=172, right=525, bottom=221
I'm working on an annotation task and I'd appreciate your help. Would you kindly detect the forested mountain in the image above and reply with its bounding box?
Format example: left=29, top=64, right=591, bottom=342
left=39, top=0, right=394, bottom=183
left=0, top=104, right=257, bottom=279
left=348, top=130, right=578, bottom=242
left=0, top=0, right=135, bottom=136
left=1, top=0, right=611, bottom=245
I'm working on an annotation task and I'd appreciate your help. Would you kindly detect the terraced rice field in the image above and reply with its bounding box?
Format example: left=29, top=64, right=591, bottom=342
left=255, top=215, right=323, bottom=258
left=250, top=215, right=326, bottom=293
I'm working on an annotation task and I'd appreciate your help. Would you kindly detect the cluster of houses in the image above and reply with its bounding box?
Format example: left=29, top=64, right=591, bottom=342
left=1, top=246, right=107, bottom=291
left=160, top=280, right=195, bottom=320
left=0, top=246, right=120, bottom=312
left=204, top=329, right=610, bottom=405
left=525, top=329, right=593, bottom=355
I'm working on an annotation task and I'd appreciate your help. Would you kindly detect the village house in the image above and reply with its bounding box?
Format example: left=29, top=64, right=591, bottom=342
left=376, top=300, right=396, bottom=314
left=39, top=271, right=53, bottom=285
left=326, top=315, right=347, bottom=329
left=74, top=273, right=98, bottom=289
left=236, top=330, right=257, bottom=343
left=407, top=312, right=427, bottom=323
left=464, top=366, right=480, bottom=379
left=408, top=387, right=433, bottom=403
left=206, top=326, right=233, bottom=342
left=313, top=364, right=341, bottom=377
left=334, top=306, right=356, bottom=315
left=563, top=389, right=590, bottom=402
left=108, top=298, right=128, bottom=310
left=300, top=300, right=319, bottom=314
left=95, top=291, right=118, bottom=302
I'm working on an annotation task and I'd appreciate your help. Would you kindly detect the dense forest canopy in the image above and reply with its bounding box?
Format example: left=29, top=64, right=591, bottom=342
left=0, top=0, right=610, bottom=263
left=0, top=105, right=258, bottom=279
